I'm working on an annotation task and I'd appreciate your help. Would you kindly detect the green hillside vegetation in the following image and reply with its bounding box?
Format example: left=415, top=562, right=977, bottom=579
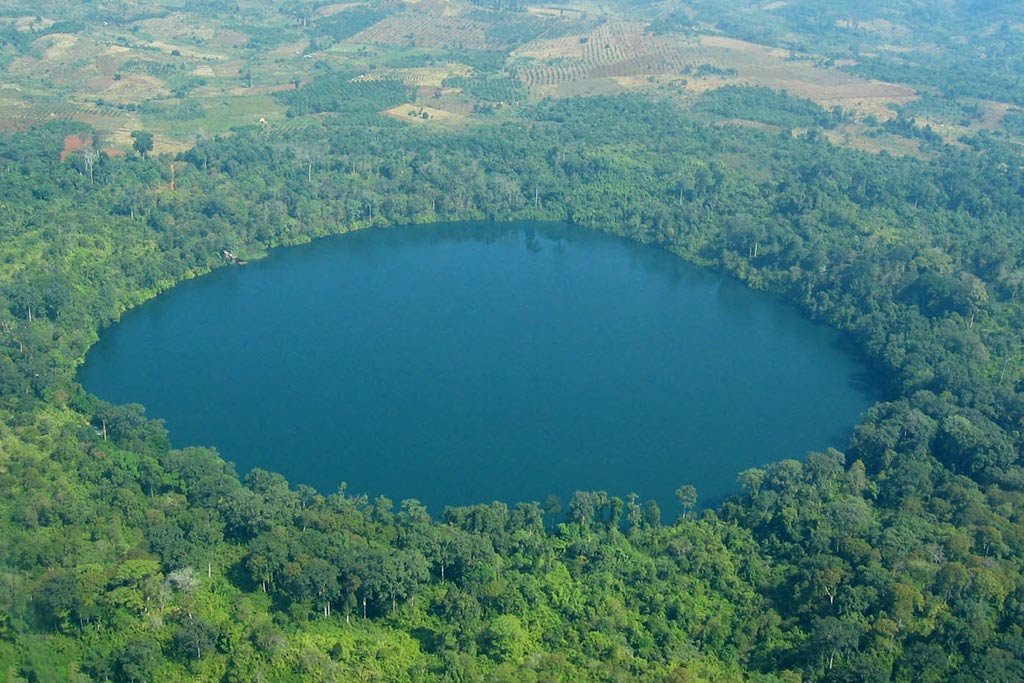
left=3, top=0, right=1024, bottom=681
left=273, top=71, right=411, bottom=119
left=692, top=86, right=840, bottom=129
left=3, top=90, right=1024, bottom=680
left=442, top=74, right=526, bottom=104
left=893, top=94, right=983, bottom=127
left=1002, top=109, right=1024, bottom=137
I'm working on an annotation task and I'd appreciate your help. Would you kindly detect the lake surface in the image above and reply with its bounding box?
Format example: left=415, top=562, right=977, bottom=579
left=79, top=221, right=878, bottom=514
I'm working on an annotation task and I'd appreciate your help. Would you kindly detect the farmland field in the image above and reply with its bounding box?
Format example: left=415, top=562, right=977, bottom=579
left=0, top=0, right=1020, bottom=153
left=349, top=12, right=494, bottom=50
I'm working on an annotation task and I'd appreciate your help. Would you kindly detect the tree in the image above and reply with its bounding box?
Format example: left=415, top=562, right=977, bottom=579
left=295, top=144, right=323, bottom=183
left=111, top=636, right=162, bottom=683
left=82, top=149, right=99, bottom=184
left=806, top=559, right=846, bottom=608
left=543, top=494, right=563, bottom=522
left=643, top=499, right=661, bottom=528
left=356, top=547, right=428, bottom=615
left=131, top=130, right=154, bottom=157
left=958, top=272, right=988, bottom=328
left=482, top=615, right=530, bottom=664
left=172, top=614, right=217, bottom=661
left=626, top=493, right=643, bottom=533
left=936, top=413, right=1015, bottom=474
left=737, top=468, right=765, bottom=498
left=675, top=485, right=697, bottom=520
left=811, top=616, right=861, bottom=671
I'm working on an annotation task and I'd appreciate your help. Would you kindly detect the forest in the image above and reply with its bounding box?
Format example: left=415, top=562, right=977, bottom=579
left=3, top=0, right=1024, bottom=681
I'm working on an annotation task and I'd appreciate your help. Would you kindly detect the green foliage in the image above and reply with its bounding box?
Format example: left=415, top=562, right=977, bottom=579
left=880, top=115, right=944, bottom=145
left=1003, top=109, right=1024, bottom=137
left=441, top=49, right=509, bottom=74
left=479, top=13, right=596, bottom=46
left=3, top=21, right=1024, bottom=678
left=849, top=47, right=1024, bottom=105
left=895, top=93, right=983, bottom=127
left=273, top=71, right=410, bottom=119
left=442, top=74, right=526, bottom=103
left=131, top=130, right=154, bottom=157
left=676, top=0, right=1024, bottom=106
left=139, top=99, right=205, bottom=121
left=310, top=7, right=389, bottom=43
left=693, top=85, right=837, bottom=128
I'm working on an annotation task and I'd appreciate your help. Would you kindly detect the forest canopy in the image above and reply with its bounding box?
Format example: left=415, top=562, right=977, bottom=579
left=3, top=0, right=1024, bottom=681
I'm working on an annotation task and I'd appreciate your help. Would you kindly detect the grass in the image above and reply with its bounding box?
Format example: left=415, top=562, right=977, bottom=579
left=383, top=103, right=468, bottom=125
left=142, top=95, right=285, bottom=139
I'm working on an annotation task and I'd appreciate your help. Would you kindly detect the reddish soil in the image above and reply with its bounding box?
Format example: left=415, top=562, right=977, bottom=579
left=60, top=135, right=89, bottom=161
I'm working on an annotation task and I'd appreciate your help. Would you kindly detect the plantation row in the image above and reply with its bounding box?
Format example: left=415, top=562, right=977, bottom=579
left=513, top=45, right=737, bottom=87
left=482, top=14, right=599, bottom=48
left=273, top=72, right=410, bottom=119
left=349, top=13, right=493, bottom=51
left=442, top=74, right=526, bottom=103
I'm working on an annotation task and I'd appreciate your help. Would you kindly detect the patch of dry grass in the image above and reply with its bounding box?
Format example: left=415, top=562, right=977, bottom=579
left=315, top=3, right=363, bottom=18
left=825, top=127, right=925, bottom=157
left=384, top=102, right=467, bottom=124
left=835, top=18, right=909, bottom=39
left=265, top=38, right=311, bottom=61
left=134, top=14, right=218, bottom=43
left=147, top=40, right=227, bottom=60
left=6, top=15, right=55, bottom=31
left=97, top=74, right=171, bottom=104
left=396, top=63, right=472, bottom=87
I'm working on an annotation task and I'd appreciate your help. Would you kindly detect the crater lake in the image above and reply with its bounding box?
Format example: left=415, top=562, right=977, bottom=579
left=79, top=222, right=879, bottom=514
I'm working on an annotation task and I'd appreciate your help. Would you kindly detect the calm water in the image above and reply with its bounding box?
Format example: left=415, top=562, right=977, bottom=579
left=79, top=222, right=877, bottom=514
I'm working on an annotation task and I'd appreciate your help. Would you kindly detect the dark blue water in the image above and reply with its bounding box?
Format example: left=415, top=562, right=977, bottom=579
left=79, top=222, right=877, bottom=514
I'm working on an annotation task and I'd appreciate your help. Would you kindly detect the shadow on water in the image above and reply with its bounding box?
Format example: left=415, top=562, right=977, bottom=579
left=830, top=334, right=886, bottom=399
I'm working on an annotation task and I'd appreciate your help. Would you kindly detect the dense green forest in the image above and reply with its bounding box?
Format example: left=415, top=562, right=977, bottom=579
left=3, top=89, right=1024, bottom=681
left=3, top=0, right=1024, bottom=680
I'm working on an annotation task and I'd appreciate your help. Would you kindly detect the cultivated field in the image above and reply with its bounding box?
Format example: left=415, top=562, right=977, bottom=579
left=349, top=12, right=493, bottom=50
left=1, top=0, right=1017, bottom=155
left=512, top=25, right=914, bottom=119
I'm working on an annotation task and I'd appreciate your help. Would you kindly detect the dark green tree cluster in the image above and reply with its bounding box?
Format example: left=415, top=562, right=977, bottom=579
left=693, top=85, right=840, bottom=129
left=894, top=94, right=983, bottom=128
left=442, top=74, right=526, bottom=104
left=309, top=7, right=389, bottom=44
left=274, top=71, right=411, bottom=119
